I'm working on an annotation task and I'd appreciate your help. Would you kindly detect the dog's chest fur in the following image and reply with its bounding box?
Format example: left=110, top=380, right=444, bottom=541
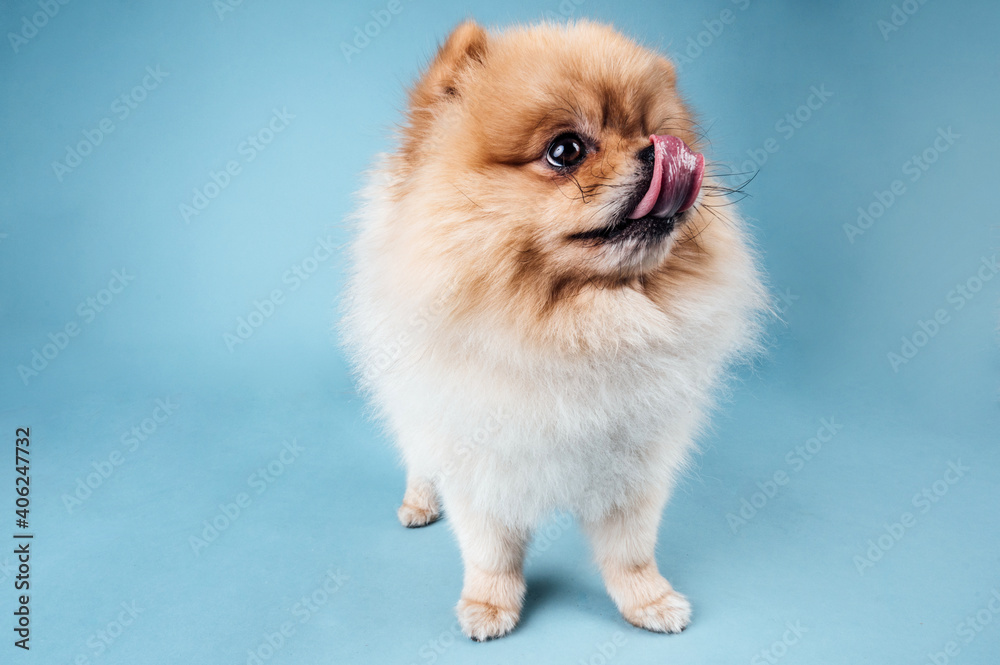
left=346, top=227, right=758, bottom=524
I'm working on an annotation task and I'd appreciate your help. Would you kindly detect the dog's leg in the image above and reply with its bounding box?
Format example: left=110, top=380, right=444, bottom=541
left=448, top=501, right=529, bottom=641
left=583, top=488, right=691, bottom=633
left=397, top=473, right=441, bottom=528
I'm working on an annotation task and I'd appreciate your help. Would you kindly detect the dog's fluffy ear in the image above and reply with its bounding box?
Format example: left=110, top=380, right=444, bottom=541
left=410, top=20, right=488, bottom=108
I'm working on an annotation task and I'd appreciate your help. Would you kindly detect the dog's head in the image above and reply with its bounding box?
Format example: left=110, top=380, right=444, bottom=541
left=384, top=21, right=734, bottom=333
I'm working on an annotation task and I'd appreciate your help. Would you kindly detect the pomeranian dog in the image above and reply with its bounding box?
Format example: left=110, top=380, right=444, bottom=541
left=342, top=20, right=767, bottom=640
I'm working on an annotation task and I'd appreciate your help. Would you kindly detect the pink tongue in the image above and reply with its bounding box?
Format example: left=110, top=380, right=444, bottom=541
left=627, top=135, right=705, bottom=220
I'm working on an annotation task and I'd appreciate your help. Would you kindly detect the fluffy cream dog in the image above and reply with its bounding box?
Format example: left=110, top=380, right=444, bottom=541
left=342, top=20, right=767, bottom=641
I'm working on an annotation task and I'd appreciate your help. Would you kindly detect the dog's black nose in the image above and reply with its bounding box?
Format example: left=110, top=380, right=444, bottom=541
left=637, top=144, right=655, bottom=165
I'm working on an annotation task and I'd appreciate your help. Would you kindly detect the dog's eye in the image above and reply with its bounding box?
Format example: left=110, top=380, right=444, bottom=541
left=545, top=134, right=586, bottom=169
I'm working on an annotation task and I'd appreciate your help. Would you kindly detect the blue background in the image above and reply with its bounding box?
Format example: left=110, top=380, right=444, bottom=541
left=1, top=0, right=998, bottom=663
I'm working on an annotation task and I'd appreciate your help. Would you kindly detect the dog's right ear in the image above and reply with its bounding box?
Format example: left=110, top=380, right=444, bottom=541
left=410, top=20, right=488, bottom=109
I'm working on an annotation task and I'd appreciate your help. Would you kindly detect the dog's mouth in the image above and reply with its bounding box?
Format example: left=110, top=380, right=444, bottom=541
left=569, top=210, right=683, bottom=244
left=570, top=135, right=704, bottom=245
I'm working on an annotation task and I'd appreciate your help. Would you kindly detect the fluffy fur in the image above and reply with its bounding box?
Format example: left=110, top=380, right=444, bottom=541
left=342, top=20, right=768, bottom=640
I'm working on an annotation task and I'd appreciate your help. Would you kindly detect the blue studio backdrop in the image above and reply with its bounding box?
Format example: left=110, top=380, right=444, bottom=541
left=1, top=1, right=998, bottom=663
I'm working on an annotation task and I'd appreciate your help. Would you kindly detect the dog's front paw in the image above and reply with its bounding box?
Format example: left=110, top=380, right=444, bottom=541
left=397, top=501, right=440, bottom=528
left=456, top=598, right=520, bottom=641
left=622, top=590, right=691, bottom=634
